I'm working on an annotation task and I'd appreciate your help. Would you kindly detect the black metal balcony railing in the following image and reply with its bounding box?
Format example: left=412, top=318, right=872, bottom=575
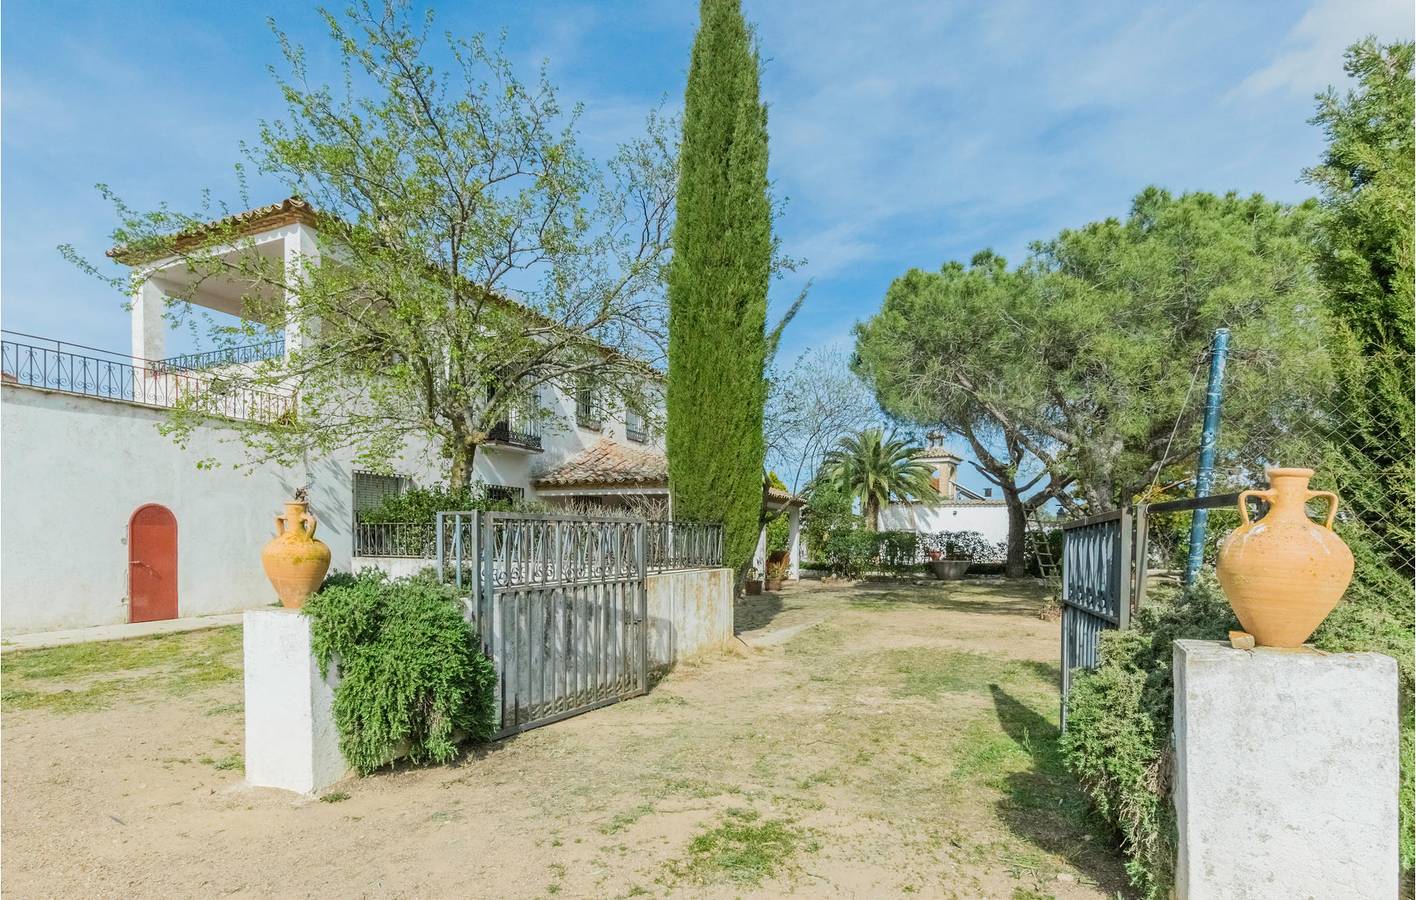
left=354, top=521, right=436, bottom=558
left=487, top=419, right=543, bottom=451
left=159, top=338, right=285, bottom=371
left=626, top=423, right=648, bottom=443
left=1, top=331, right=295, bottom=423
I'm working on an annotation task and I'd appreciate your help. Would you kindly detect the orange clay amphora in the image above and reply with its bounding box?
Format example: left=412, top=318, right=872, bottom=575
left=260, top=496, right=331, bottom=609
left=1215, top=468, right=1353, bottom=648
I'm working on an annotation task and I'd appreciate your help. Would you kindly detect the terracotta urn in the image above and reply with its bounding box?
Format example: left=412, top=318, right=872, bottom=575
left=1216, top=467, right=1353, bottom=648
left=261, top=498, right=331, bottom=609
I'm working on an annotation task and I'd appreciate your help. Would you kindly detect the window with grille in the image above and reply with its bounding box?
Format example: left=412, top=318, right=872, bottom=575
left=625, top=406, right=647, bottom=443
left=485, top=484, right=525, bottom=504
left=353, top=471, right=409, bottom=515
left=575, top=378, right=601, bottom=430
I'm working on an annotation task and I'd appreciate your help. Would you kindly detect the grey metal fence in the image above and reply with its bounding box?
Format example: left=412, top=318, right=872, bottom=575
left=1059, top=508, right=1141, bottom=730
left=645, top=520, right=723, bottom=572
left=436, top=511, right=652, bottom=738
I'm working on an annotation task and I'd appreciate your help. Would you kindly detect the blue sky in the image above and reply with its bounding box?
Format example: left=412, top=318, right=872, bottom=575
left=3, top=0, right=1411, bottom=367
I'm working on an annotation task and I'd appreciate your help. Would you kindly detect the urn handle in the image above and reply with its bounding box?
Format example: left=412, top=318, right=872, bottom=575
left=1306, top=490, right=1340, bottom=530
left=1236, top=489, right=1272, bottom=525
left=274, top=514, right=286, bottom=537
left=301, top=511, right=319, bottom=538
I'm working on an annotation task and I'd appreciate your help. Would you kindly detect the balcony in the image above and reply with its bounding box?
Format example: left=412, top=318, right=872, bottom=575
left=159, top=338, right=285, bottom=371
left=487, top=419, right=542, bottom=451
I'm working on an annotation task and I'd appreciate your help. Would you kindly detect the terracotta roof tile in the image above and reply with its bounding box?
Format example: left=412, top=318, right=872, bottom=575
left=106, top=197, right=318, bottom=263
left=534, top=439, right=668, bottom=488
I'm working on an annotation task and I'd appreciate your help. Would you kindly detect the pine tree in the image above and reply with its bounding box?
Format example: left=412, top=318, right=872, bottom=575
left=667, top=0, right=772, bottom=574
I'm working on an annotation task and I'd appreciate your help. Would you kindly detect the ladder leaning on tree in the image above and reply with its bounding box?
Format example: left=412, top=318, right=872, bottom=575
left=1027, top=507, right=1061, bottom=580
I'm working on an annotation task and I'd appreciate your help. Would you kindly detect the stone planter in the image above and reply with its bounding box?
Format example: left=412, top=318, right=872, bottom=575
left=1216, top=467, right=1353, bottom=647
left=261, top=499, right=331, bottom=609
left=765, top=578, right=784, bottom=592
left=928, top=559, right=969, bottom=581
left=744, top=579, right=763, bottom=596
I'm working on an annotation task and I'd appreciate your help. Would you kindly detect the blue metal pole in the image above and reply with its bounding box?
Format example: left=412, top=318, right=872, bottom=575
left=1185, top=328, right=1231, bottom=585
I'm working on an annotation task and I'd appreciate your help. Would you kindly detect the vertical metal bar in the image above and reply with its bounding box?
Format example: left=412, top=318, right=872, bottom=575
left=436, top=512, right=446, bottom=583
left=1118, top=507, right=1132, bottom=630
left=1185, top=327, right=1231, bottom=585
left=637, top=520, right=648, bottom=695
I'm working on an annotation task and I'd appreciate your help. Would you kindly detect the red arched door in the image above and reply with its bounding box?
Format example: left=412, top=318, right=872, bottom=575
left=129, top=504, right=178, bottom=623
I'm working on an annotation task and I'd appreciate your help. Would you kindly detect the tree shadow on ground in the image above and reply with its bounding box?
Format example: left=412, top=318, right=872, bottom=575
left=734, top=592, right=784, bottom=634
left=987, top=684, right=1130, bottom=895
left=846, top=578, right=1054, bottom=618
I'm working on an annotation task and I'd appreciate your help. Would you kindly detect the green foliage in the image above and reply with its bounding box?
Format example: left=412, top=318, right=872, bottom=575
left=822, top=529, right=878, bottom=578
left=1060, top=580, right=1238, bottom=899
left=356, top=482, right=516, bottom=525
left=765, top=513, right=790, bottom=554
left=667, top=0, right=772, bottom=574
left=820, top=428, right=938, bottom=530
left=303, top=571, right=497, bottom=774
left=1303, top=39, right=1414, bottom=869
left=802, top=480, right=859, bottom=556
left=855, top=191, right=1330, bottom=513
left=70, top=4, right=674, bottom=488
left=874, top=530, right=920, bottom=572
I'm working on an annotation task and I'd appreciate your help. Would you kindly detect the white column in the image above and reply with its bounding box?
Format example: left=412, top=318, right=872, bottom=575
left=752, top=525, right=767, bottom=576
left=282, top=224, right=320, bottom=359
left=1172, top=639, right=1398, bottom=899
left=130, top=278, right=165, bottom=361
left=787, top=506, right=802, bottom=580
left=244, top=608, right=347, bottom=794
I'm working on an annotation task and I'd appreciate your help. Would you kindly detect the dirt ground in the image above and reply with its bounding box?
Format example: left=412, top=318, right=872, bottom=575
left=2, top=578, right=1128, bottom=899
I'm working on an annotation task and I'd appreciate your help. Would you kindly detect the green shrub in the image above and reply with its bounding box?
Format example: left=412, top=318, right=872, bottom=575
left=303, top=571, right=498, bottom=774
left=823, top=529, right=876, bottom=578
left=357, top=482, right=517, bottom=525
left=875, top=530, right=919, bottom=573
left=1060, top=579, right=1238, bottom=899
left=765, top=514, right=790, bottom=554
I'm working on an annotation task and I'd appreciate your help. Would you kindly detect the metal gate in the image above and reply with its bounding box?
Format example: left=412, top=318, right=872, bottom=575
left=1059, top=507, right=1139, bottom=730
left=437, top=511, right=648, bottom=738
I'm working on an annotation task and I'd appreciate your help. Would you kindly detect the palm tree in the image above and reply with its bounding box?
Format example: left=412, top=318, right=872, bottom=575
left=821, top=428, right=938, bottom=530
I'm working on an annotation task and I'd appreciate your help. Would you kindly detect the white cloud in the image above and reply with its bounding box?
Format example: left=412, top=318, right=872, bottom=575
left=1235, top=0, right=1413, bottom=98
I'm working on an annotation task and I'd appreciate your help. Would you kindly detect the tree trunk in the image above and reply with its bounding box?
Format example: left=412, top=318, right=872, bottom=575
left=866, top=498, right=880, bottom=531
left=1003, top=489, right=1028, bottom=578
left=448, top=438, right=479, bottom=491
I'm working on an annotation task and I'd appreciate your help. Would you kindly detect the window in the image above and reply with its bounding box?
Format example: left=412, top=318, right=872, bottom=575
left=625, top=406, right=647, bottom=443
left=485, top=484, right=525, bottom=504
left=353, top=471, right=409, bottom=515
left=575, top=378, right=601, bottom=430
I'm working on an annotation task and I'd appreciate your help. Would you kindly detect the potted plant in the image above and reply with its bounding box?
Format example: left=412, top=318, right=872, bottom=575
left=765, top=557, right=789, bottom=591
left=927, top=533, right=975, bottom=581
left=744, top=566, right=763, bottom=595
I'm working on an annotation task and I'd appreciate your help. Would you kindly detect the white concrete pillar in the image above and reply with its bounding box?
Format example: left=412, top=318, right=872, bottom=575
left=1172, top=639, right=1399, bottom=899
left=282, top=224, right=320, bottom=359
left=787, top=506, right=802, bottom=580
left=752, top=525, right=767, bottom=577
left=243, top=608, right=347, bottom=794
left=130, top=278, right=165, bottom=362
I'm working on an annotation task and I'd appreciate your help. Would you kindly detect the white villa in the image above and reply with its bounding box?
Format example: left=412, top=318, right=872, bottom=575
left=1, top=198, right=800, bottom=635
left=877, top=431, right=1009, bottom=544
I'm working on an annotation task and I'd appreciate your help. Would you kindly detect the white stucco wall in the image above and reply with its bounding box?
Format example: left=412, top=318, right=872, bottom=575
left=878, top=501, right=1010, bottom=544
left=2, top=385, right=454, bottom=634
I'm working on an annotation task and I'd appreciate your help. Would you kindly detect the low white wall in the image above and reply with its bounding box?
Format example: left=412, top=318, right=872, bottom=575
left=646, top=567, right=733, bottom=672
left=1172, top=639, right=1399, bottom=898
left=351, top=557, right=433, bottom=580
left=878, top=501, right=1010, bottom=544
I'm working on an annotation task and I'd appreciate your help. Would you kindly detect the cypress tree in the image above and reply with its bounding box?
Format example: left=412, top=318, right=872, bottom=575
left=667, top=0, right=772, bottom=574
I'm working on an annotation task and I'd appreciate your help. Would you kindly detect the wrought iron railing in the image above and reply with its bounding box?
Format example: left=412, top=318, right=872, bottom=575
left=159, top=338, right=285, bottom=371
left=626, top=422, right=648, bottom=443
left=487, top=419, right=542, bottom=450
left=646, top=520, right=724, bottom=572
left=353, top=521, right=436, bottom=558
left=1, top=331, right=294, bottom=423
